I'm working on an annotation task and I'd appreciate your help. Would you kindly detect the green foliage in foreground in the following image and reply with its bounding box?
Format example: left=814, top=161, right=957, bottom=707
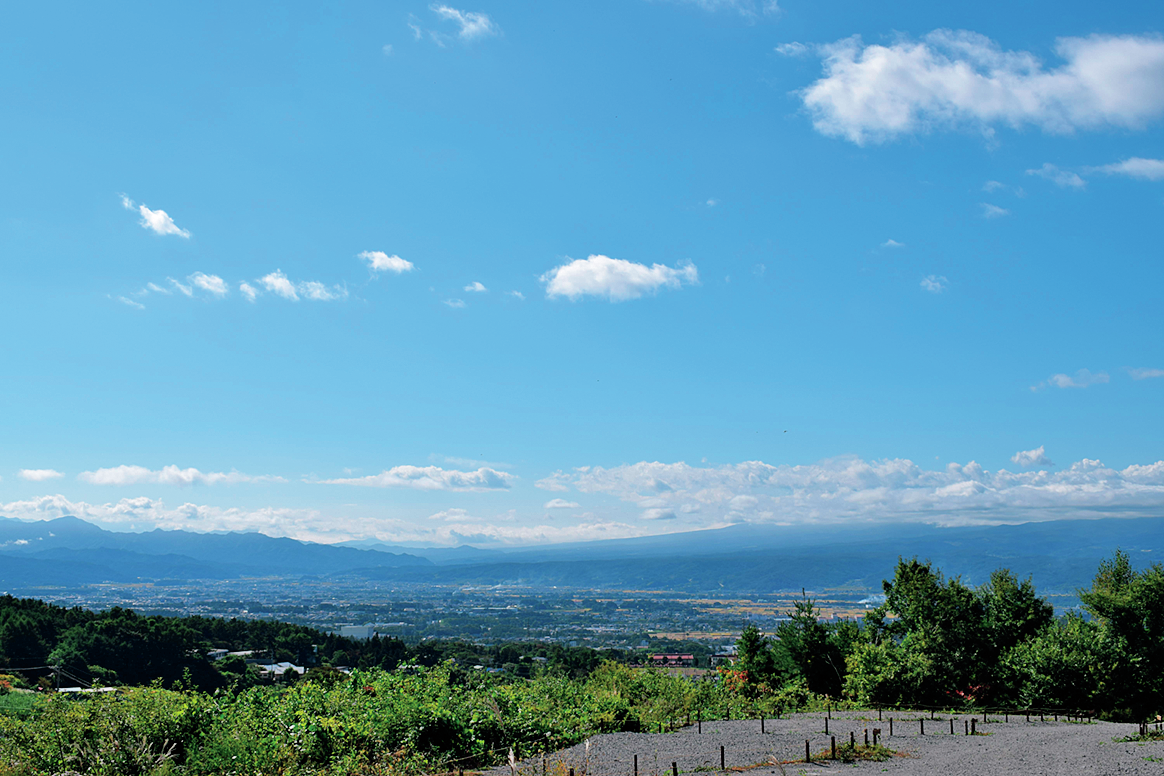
left=0, top=661, right=817, bottom=776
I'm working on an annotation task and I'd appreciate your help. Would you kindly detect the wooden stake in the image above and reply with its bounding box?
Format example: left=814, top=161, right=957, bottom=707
left=831, top=736, right=836, bottom=760
left=672, top=762, right=678, bottom=776
left=634, top=755, right=637, bottom=776
left=720, top=745, right=724, bottom=771
left=804, top=740, right=810, bottom=763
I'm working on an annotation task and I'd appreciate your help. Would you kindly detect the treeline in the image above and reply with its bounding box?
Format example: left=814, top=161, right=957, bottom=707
left=736, top=550, right=1164, bottom=721
left=0, top=596, right=634, bottom=690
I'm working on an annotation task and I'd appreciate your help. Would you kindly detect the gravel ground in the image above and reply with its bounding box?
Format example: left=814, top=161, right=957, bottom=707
left=488, top=712, right=1164, bottom=776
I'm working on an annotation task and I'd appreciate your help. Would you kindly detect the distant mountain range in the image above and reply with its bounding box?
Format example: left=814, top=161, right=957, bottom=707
left=2, top=513, right=1162, bottom=596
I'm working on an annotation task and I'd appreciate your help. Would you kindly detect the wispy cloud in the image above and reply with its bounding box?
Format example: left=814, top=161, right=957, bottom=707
left=800, top=31, right=1164, bottom=144
left=116, top=295, right=145, bottom=309
left=190, top=272, right=228, bottom=297
left=169, top=277, right=193, bottom=297
left=18, top=469, right=64, bottom=482
left=920, top=275, right=948, bottom=293
left=78, top=465, right=286, bottom=486
left=1011, top=446, right=1054, bottom=468
left=1092, top=157, right=1164, bottom=181
left=239, top=282, right=257, bottom=302
left=1026, top=163, right=1086, bottom=189
left=882, top=238, right=905, bottom=248
left=258, top=270, right=346, bottom=302
left=982, top=203, right=1010, bottom=218
left=1032, top=368, right=1110, bottom=391
left=657, top=0, right=780, bottom=18
left=541, top=255, right=699, bottom=302
left=431, top=5, right=499, bottom=40
left=775, top=41, right=810, bottom=57
left=319, top=464, right=515, bottom=491
left=1129, top=367, right=1164, bottom=380
left=120, top=194, right=191, bottom=238
left=506, top=290, right=525, bottom=300
left=444, top=298, right=466, bottom=308
left=464, top=281, right=487, bottom=292
left=982, top=180, right=1007, bottom=192
left=359, top=251, right=415, bottom=274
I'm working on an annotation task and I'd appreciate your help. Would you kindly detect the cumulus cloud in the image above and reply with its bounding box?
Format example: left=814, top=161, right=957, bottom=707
left=1129, top=367, right=1164, bottom=380
left=920, top=275, right=948, bottom=293
left=0, top=493, right=646, bottom=546
left=190, top=272, right=228, bottom=297
left=431, top=5, right=499, bottom=40
left=1032, top=368, right=1110, bottom=391
left=543, top=498, right=581, bottom=509
left=1011, top=446, right=1055, bottom=468
left=464, top=281, right=487, bottom=292
left=982, top=203, right=1010, bottom=218
left=1026, top=163, right=1086, bottom=189
left=319, top=465, right=515, bottom=492
left=800, top=31, right=1164, bottom=144
left=360, top=251, right=415, bottom=274
left=120, top=194, right=191, bottom=238
left=507, top=290, right=525, bottom=300
left=535, top=472, right=573, bottom=492
left=1093, top=157, right=1164, bottom=181
left=78, top=465, right=286, bottom=487
left=541, top=455, right=1164, bottom=528
left=18, top=469, right=64, bottom=482
left=541, top=254, right=699, bottom=302
left=258, top=270, right=346, bottom=302
left=239, top=282, right=257, bottom=302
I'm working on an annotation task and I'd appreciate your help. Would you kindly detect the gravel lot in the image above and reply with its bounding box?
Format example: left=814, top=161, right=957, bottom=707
left=490, top=712, right=1164, bottom=776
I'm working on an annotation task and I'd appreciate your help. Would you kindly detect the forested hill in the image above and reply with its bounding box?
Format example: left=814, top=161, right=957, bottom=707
left=0, top=594, right=634, bottom=691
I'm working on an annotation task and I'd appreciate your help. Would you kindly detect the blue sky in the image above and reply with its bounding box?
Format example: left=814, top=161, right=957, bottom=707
left=3, top=0, right=1163, bottom=545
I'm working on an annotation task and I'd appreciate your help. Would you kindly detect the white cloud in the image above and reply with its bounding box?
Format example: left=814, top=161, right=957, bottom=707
left=239, top=282, right=258, bottom=302
left=507, top=290, right=525, bottom=300
left=706, top=198, right=718, bottom=207
left=541, top=254, right=699, bottom=302
left=257, top=270, right=345, bottom=302
left=659, top=0, right=779, bottom=18
left=298, top=281, right=347, bottom=302
left=775, top=42, right=810, bottom=57
left=359, top=251, right=414, bottom=274
left=1093, top=157, right=1164, bottom=181
left=1032, top=368, right=1110, bottom=391
left=920, top=275, right=948, bottom=293
left=882, top=239, right=905, bottom=248
left=431, top=5, right=499, bottom=40
left=541, top=455, right=1164, bottom=528
left=383, top=44, right=393, bottom=55
left=319, top=465, right=515, bottom=492
left=260, top=270, right=298, bottom=300
left=983, top=180, right=1007, bottom=192
left=1011, top=446, right=1055, bottom=468
left=190, top=272, right=228, bottom=297
left=0, top=493, right=648, bottom=546
left=169, top=278, right=194, bottom=297
left=18, top=469, right=64, bottom=482
left=543, top=498, right=581, bottom=509
left=535, top=472, right=573, bottom=492
left=78, top=465, right=286, bottom=487
left=116, top=296, right=145, bottom=310
left=1129, top=367, right=1164, bottom=380
left=146, top=282, right=171, bottom=295
left=121, top=194, right=191, bottom=238
left=464, top=281, right=487, bottom=292
left=982, top=203, right=1010, bottom=218
left=801, top=31, right=1164, bottom=144
left=444, top=298, right=466, bottom=308
left=1026, top=163, right=1086, bottom=189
